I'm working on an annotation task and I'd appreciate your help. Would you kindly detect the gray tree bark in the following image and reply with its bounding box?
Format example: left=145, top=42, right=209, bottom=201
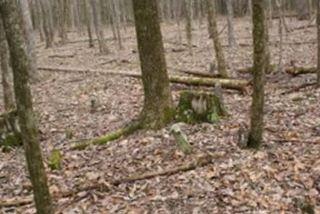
left=0, top=1, right=53, bottom=213
left=132, top=0, right=174, bottom=129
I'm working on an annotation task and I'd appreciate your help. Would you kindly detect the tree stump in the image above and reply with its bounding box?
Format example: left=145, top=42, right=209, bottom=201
left=176, top=90, right=227, bottom=124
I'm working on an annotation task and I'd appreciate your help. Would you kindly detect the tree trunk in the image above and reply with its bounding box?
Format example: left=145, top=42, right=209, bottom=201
left=183, top=0, right=193, bottom=56
left=58, top=0, right=68, bottom=44
left=132, top=0, right=174, bottom=129
left=90, top=0, right=109, bottom=54
left=205, top=0, right=228, bottom=78
left=226, top=0, right=237, bottom=47
left=18, top=0, right=39, bottom=82
left=318, top=0, right=320, bottom=87
left=0, top=19, right=15, bottom=111
left=0, top=1, right=53, bottom=213
left=82, top=0, right=94, bottom=48
left=39, top=0, right=54, bottom=48
left=247, top=0, right=267, bottom=148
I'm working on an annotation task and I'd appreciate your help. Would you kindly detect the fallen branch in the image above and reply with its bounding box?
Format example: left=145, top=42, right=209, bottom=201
left=272, top=138, right=320, bottom=145
left=49, top=54, right=74, bottom=59
left=285, top=67, right=317, bottom=76
left=38, top=66, right=249, bottom=92
left=0, top=153, right=222, bottom=208
left=169, top=66, right=216, bottom=78
left=112, top=153, right=219, bottom=185
left=281, top=82, right=317, bottom=95
left=0, top=197, right=33, bottom=208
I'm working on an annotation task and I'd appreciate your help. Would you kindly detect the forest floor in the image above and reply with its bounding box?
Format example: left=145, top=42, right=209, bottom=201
left=1, top=17, right=320, bottom=213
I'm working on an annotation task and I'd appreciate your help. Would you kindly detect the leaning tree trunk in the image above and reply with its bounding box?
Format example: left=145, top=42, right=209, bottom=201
left=132, top=0, right=174, bottom=129
left=0, top=1, right=53, bottom=213
left=18, top=0, right=39, bottom=82
left=317, top=0, right=320, bottom=87
left=205, top=0, right=228, bottom=78
left=0, top=19, right=15, bottom=111
left=247, top=0, right=267, bottom=149
left=90, top=0, right=109, bottom=54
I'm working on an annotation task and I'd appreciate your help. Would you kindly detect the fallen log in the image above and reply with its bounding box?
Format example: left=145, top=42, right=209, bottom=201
left=38, top=66, right=249, bottom=92
left=285, top=67, right=317, bottom=76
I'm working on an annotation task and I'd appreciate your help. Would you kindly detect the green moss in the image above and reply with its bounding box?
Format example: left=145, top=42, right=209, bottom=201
left=48, top=149, right=62, bottom=170
left=176, top=91, right=227, bottom=124
left=1, top=132, right=22, bottom=152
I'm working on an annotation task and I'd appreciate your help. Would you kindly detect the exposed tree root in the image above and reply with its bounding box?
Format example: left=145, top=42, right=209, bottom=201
left=72, top=121, right=142, bottom=150
left=285, top=67, right=317, bottom=76
left=38, top=66, right=249, bottom=92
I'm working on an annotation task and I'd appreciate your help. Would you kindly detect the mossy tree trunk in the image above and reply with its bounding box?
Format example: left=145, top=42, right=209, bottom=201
left=132, top=0, right=174, bottom=129
left=247, top=0, right=267, bottom=149
left=0, top=19, right=15, bottom=111
left=205, top=0, right=228, bottom=78
left=317, top=0, right=320, bottom=87
left=0, top=1, right=53, bottom=213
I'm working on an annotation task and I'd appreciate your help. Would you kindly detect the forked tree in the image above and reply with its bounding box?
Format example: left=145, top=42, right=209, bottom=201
left=132, top=0, right=174, bottom=129
left=0, top=1, right=53, bottom=213
left=247, top=0, right=268, bottom=148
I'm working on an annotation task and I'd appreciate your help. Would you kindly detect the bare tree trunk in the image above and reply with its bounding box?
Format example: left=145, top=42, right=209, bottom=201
left=0, top=1, right=53, bottom=213
left=247, top=0, right=267, bottom=149
left=205, top=0, right=228, bottom=78
left=18, top=0, right=39, bottom=82
left=226, top=0, right=237, bottom=47
left=183, top=0, right=193, bottom=56
left=58, top=0, right=68, bottom=44
left=276, top=0, right=283, bottom=72
left=82, top=0, right=94, bottom=48
left=317, top=0, right=320, bottom=87
left=0, top=19, right=15, bottom=111
left=39, top=0, right=54, bottom=48
left=132, top=0, right=174, bottom=129
left=90, top=0, right=109, bottom=54
left=111, top=0, right=123, bottom=49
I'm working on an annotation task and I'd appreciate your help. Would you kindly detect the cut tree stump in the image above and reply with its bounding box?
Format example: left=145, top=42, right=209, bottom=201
left=38, top=66, right=249, bottom=92
left=176, top=90, right=228, bottom=124
left=285, top=67, right=317, bottom=76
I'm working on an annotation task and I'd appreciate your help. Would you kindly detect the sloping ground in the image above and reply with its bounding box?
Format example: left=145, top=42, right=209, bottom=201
left=0, top=18, right=320, bottom=213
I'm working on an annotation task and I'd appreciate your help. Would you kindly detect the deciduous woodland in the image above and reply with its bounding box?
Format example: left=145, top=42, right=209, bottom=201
left=0, top=0, right=320, bottom=213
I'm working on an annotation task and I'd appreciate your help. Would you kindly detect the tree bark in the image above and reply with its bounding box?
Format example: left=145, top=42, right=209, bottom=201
left=205, top=0, right=228, bottom=78
left=317, top=0, right=320, bottom=87
left=226, top=0, right=237, bottom=47
left=0, top=1, right=53, bottom=213
left=247, top=0, right=267, bottom=148
left=90, top=0, right=109, bottom=54
left=18, top=0, right=39, bottom=82
left=0, top=19, right=15, bottom=111
left=132, top=0, right=174, bottom=129
left=82, top=0, right=94, bottom=48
